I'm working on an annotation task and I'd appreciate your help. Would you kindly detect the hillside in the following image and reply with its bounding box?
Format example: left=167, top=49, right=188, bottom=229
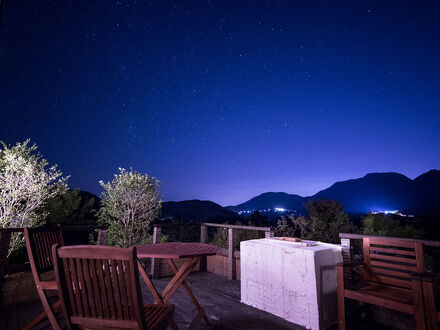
left=162, top=199, right=240, bottom=222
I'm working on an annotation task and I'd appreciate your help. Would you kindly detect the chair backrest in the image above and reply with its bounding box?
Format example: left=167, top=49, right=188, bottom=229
left=363, top=237, right=425, bottom=290
left=24, top=226, right=64, bottom=277
left=52, top=245, right=146, bottom=329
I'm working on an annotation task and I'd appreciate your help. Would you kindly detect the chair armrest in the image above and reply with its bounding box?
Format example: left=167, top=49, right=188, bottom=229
left=420, top=272, right=440, bottom=283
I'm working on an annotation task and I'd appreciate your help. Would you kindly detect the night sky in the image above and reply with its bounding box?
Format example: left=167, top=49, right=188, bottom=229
left=0, top=1, right=439, bottom=206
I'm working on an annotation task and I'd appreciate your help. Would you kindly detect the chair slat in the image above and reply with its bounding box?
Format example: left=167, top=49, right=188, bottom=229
left=110, top=259, right=124, bottom=319
left=368, top=275, right=412, bottom=289
left=34, top=232, right=46, bottom=271
left=96, top=259, right=110, bottom=319
left=370, top=253, right=417, bottom=264
left=117, top=260, right=130, bottom=319
left=63, top=258, right=77, bottom=316
left=41, top=232, right=51, bottom=269
left=83, top=259, right=97, bottom=318
left=123, top=260, right=133, bottom=320
left=89, top=259, right=103, bottom=318
left=103, top=259, right=117, bottom=319
left=370, top=246, right=416, bottom=256
left=370, top=260, right=417, bottom=272
left=369, top=238, right=417, bottom=248
left=77, top=259, right=91, bottom=317
left=370, top=267, right=413, bottom=279
left=70, top=258, right=84, bottom=316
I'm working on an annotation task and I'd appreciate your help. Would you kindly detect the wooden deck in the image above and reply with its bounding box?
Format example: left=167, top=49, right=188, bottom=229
left=0, top=271, right=396, bottom=330
left=0, top=272, right=302, bottom=329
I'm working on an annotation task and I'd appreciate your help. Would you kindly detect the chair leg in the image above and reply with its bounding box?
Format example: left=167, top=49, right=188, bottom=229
left=337, top=265, right=346, bottom=330
left=22, top=300, right=61, bottom=330
left=338, top=296, right=346, bottom=330
left=412, top=277, right=427, bottom=330
left=422, top=279, right=439, bottom=330
left=168, top=318, right=179, bottom=330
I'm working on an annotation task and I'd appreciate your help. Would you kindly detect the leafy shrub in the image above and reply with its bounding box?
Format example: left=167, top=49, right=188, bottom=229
left=98, top=168, right=161, bottom=248
left=43, top=189, right=99, bottom=226
left=361, top=213, right=424, bottom=238
left=275, top=199, right=355, bottom=243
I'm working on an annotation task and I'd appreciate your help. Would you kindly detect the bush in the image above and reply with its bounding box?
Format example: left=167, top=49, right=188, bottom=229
left=361, top=213, right=424, bottom=238
left=275, top=199, right=356, bottom=244
left=98, top=168, right=161, bottom=247
left=42, top=189, right=99, bottom=226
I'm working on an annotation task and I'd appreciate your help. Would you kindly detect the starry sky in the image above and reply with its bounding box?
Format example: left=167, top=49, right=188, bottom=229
left=0, top=1, right=439, bottom=206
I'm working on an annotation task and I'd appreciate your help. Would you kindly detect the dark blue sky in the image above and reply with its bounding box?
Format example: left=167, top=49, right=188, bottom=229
left=1, top=1, right=439, bottom=206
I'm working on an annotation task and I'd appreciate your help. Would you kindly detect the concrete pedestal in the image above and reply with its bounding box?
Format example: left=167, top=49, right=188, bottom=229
left=240, top=238, right=342, bottom=330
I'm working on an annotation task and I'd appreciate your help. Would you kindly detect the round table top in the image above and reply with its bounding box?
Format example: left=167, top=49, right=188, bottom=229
left=136, top=242, right=220, bottom=259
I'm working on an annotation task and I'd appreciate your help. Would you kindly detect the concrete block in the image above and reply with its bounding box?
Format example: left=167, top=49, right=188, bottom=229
left=240, top=238, right=342, bottom=330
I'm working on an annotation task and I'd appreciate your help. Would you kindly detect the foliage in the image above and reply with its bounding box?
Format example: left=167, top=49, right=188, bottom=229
left=211, top=221, right=264, bottom=250
left=98, top=168, right=162, bottom=248
left=43, top=189, right=98, bottom=226
left=275, top=214, right=309, bottom=238
left=0, top=139, right=68, bottom=228
left=246, top=211, right=268, bottom=226
left=0, top=140, right=68, bottom=257
left=275, top=199, right=355, bottom=243
left=361, top=213, right=424, bottom=238
left=160, top=221, right=201, bottom=242
left=306, top=199, right=355, bottom=243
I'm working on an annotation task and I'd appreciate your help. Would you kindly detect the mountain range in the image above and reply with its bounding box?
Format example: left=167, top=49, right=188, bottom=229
left=85, top=170, right=440, bottom=222
left=227, top=170, right=440, bottom=216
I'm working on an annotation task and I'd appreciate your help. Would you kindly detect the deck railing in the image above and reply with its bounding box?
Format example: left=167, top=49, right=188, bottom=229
left=152, top=222, right=274, bottom=280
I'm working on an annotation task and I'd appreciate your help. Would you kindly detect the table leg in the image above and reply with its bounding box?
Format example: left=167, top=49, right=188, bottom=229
left=167, top=258, right=211, bottom=326
left=138, top=256, right=210, bottom=329
left=137, top=260, right=179, bottom=330
left=137, top=259, right=163, bottom=304
left=161, top=258, right=197, bottom=303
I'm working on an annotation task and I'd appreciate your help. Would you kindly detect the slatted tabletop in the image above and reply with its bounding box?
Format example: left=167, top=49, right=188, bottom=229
left=136, top=242, right=219, bottom=259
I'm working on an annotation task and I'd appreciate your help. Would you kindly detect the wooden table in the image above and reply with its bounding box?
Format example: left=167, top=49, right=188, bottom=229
left=136, top=242, right=219, bottom=329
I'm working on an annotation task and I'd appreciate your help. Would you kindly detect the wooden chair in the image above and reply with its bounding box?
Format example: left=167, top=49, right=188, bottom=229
left=23, top=226, right=64, bottom=329
left=52, top=244, right=175, bottom=330
left=421, top=273, right=440, bottom=330
left=337, top=237, right=427, bottom=330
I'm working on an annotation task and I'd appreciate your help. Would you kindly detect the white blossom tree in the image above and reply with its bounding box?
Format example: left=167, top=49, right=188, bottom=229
left=98, top=168, right=162, bottom=247
left=0, top=140, right=69, bottom=255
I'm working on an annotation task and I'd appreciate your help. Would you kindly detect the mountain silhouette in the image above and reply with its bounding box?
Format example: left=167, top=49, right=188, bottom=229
left=227, top=192, right=306, bottom=214
left=313, top=172, right=416, bottom=214
left=228, top=170, right=440, bottom=216
left=162, top=199, right=241, bottom=222
left=412, top=170, right=440, bottom=214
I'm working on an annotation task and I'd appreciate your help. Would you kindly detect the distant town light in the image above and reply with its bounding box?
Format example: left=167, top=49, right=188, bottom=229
left=275, top=207, right=286, bottom=212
